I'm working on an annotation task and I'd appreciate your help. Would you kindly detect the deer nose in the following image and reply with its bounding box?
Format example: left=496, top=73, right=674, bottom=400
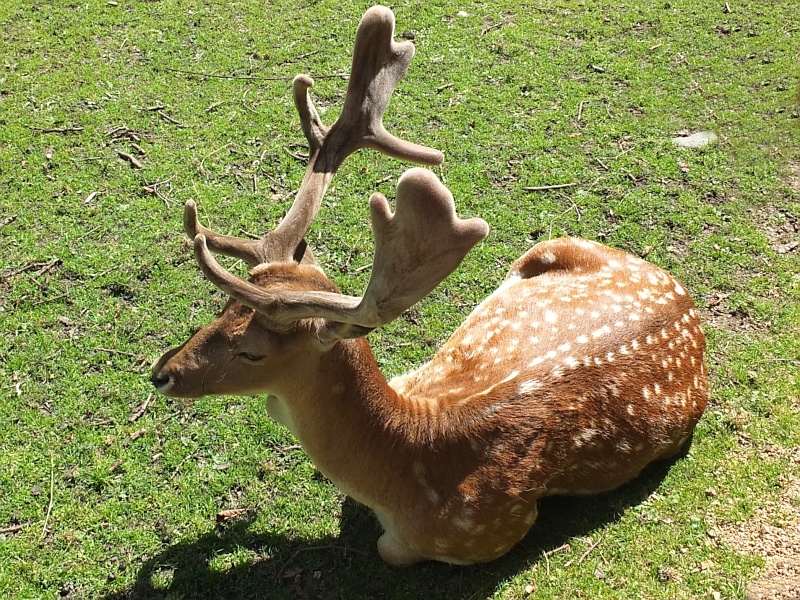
left=150, top=371, right=171, bottom=391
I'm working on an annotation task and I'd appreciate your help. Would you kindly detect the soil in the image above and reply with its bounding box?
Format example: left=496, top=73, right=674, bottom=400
left=718, top=447, right=800, bottom=600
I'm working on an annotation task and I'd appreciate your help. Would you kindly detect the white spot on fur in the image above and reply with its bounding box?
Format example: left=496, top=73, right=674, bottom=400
left=519, top=379, right=542, bottom=394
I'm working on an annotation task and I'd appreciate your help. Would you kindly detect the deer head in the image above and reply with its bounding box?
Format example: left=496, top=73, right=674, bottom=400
left=151, top=6, right=489, bottom=398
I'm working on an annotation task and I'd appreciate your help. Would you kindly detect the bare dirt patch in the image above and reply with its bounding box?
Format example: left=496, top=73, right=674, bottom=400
left=718, top=447, right=800, bottom=600
left=744, top=162, right=800, bottom=256
left=787, top=160, right=800, bottom=195
left=750, top=203, right=799, bottom=256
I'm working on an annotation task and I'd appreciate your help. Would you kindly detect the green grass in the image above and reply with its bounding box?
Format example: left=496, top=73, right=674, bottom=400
left=1, top=0, right=798, bottom=598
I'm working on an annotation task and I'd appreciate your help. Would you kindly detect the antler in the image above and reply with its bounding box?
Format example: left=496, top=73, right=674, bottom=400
left=194, top=168, right=489, bottom=340
left=189, top=5, right=443, bottom=267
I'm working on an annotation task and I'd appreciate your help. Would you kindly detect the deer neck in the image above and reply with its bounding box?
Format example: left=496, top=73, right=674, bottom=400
left=271, top=337, right=428, bottom=509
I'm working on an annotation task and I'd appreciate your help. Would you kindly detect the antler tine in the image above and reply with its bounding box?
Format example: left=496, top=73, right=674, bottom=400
left=183, top=200, right=264, bottom=267
left=266, top=5, right=444, bottom=262
left=194, top=168, right=489, bottom=341
left=324, top=168, right=489, bottom=338
left=333, top=5, right=445, bottom=165
left=183, top=7, right=442, bottom=268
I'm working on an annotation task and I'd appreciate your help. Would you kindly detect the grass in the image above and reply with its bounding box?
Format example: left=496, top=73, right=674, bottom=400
left=1, top=0, right=798, bottom=598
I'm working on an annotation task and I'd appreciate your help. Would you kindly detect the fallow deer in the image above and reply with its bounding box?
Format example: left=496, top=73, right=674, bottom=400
left=150, top=5, right=708, bottom=566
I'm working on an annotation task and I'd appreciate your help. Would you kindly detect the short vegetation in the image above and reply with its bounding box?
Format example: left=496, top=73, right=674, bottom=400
left=1, top=1, right=798, bottom=598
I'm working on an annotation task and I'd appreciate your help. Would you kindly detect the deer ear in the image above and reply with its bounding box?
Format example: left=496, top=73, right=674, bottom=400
left=294, top=240, right=317, bottom=266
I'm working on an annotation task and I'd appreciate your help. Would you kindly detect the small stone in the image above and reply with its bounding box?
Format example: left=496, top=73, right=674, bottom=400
left=457, top=11, right=469, bottom=17
left=672, top=131, right=718, bottom=148
left=594, top=565, right=605, bottom=579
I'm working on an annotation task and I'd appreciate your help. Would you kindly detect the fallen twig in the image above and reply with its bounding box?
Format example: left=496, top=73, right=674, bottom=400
left=129, top=393, right=153, bottom=423
left=0, top=524, right=25, bottom=535
left=142, top=175, right=176, bottom=205
left=276, top=50, right=321, bottom=66
left=97, top=347, right=139, bottom=358
left=199, top=143, right=234, bottom=176
left=577, top=100, right=588, bottom=122
left=40, top=454, right=55, bottom=542
left=1, top=258, right=62, bottom=281
left=31, top=293, right=69, bottom=307
left=241, top=88, right=259, bottom=115
left=274, top=545, right=367, bottom=582
left=437, top=83, right=454, bottom=92
left=116, top=150, right=143, bottom=169
left=284, top=146, right=309, bottom=162
left=238, top=228, right=261, bottom=240
left=170, top=453, right=195, bottom=480
left=107, top=125, right=143, bottom=142
left=481, top=21, right=505, bottom=35
left=29, top=125, right=84, bottom=134
left=708, top=292, right=732, bottom=307
left=160, top=66, right=348, bottom=81
left=565, top=532, right=605, bottom=567
left=524, top=182, right=579, bottom=192
left=543, top=542, right=571, bottom=558
left=158, top=111, right=186, bottom=127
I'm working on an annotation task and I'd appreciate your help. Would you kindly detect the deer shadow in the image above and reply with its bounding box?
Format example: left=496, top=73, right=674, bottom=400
left=100, top=456, right=682, bottom=600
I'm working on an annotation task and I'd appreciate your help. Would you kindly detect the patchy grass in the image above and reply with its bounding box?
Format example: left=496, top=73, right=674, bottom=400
left=1, top=0, right=798, bottom=598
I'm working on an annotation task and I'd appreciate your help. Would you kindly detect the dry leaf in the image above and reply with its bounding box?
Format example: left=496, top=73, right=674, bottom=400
left=216, top=508, right=247, bottom=523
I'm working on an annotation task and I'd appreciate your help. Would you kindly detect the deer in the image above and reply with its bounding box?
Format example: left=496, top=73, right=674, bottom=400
left=150, top=5, right=709, bottom=566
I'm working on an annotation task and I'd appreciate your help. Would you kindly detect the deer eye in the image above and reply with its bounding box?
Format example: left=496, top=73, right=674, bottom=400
left=237, top=352, right=265, bottom=363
